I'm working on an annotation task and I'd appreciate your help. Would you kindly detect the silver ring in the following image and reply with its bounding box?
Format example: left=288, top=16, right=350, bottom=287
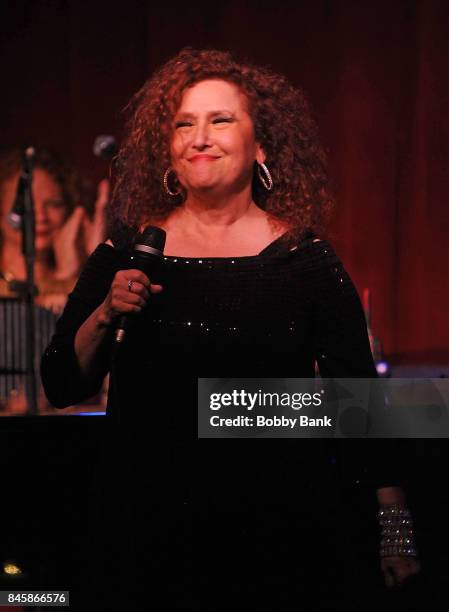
left=127, top=280, right=134, bottom=292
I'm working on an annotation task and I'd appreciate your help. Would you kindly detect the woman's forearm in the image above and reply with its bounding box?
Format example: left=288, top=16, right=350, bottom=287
left=74, top=303, right=112, bottom=376
left=74, top=266, right=158, bottom=378
left=376, top=486, right=406, bottom=506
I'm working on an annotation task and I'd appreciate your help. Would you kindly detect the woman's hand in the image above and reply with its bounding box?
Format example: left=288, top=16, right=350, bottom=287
left=74, top=268, right=163, bottom=376
left=83, top=178, right=109, bottom=255
left=98, top=268, right=163, bottom=327
left=52, top=205, right=85, bottom=281
left=53, top=179, right=110, bottom=281
left=381, top=555, right=421, bottom=588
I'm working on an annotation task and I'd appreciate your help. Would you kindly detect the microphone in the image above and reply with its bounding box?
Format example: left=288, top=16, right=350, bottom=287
left=8, top=147, right=36, bottom=230
left=93, top=135, right=117, bottom=160
left=114, top=226, right=166, bottom=344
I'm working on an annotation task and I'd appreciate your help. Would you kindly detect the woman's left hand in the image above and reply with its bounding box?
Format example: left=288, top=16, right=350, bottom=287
left=83, top=178, right=109, bottom=255
left=52, top=179, right=110, bottom=281
left=52, top=205, right=86, bottom=281
left=381, top=555, right=421, bottom=587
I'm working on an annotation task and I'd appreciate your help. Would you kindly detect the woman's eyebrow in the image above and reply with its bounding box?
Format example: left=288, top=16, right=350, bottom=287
left=175, top=110, right=234, bottom=119
left=43, top=198, right=64, bottom=205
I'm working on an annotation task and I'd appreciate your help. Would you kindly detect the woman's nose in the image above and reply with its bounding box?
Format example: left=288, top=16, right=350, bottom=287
left=192, top=121, right=211, bottom=150
left=34, top=200, right=48, bottom=223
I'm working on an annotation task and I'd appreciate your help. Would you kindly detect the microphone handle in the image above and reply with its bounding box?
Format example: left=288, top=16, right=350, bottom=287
left=115, top=314, right=129, bottom=344
left=114, top=260, right=158, bottom=344
left=113, top=228, right=166, bottom=345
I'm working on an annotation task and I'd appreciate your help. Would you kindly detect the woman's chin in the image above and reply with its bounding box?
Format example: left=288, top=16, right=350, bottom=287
left=187, top=179, right=228, bottom=194
left=35, top=236, right=52, bottom=253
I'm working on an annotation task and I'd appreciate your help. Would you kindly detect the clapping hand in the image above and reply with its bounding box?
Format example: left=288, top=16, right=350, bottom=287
left=82, top=178, right=109, bottom=255
left=53, top=179, right=109, bottom=281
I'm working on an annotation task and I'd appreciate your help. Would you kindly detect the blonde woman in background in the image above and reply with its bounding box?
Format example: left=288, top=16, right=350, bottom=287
left=0, top=148, right=108, bottom=412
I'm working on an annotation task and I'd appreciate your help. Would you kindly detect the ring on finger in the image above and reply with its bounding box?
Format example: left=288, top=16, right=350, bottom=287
left=128, top=279, right=134, bottom=292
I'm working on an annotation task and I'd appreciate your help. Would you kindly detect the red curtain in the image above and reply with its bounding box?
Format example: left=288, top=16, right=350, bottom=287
left=1, top=0, right=448, bottom=364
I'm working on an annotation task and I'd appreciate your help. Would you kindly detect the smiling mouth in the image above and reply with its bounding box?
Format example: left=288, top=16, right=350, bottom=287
left=188, top=155, right=221, bottom=162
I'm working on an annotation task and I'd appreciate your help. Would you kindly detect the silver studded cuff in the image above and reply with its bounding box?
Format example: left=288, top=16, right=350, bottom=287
left=378, top=505, right=418, bottom=557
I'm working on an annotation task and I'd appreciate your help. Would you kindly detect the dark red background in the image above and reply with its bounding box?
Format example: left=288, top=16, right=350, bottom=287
left=1, top=0, right=448, bottom=365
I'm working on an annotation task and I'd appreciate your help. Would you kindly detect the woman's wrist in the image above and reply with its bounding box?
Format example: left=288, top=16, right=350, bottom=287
left=75, top=303, right=113, bottom=376
left=375, top=488, right=418, bottom=558
left=96, top=305, right=114, bottom=328
left=53, top=265, right=81, bottom=283
left=378, top=505, right=418, bottom=557
left=376, top=486, right=406, bottom=506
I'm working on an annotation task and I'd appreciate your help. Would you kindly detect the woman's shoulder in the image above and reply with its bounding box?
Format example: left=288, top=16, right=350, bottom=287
left=266, top=226, right=331, bottom=255
left=273, top=228, right=343, bottom=275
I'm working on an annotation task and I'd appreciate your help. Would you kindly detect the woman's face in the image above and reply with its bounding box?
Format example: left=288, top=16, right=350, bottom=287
left=1, top=168, right=68, bottom=253
left=170, top=79, right=265, bottom=198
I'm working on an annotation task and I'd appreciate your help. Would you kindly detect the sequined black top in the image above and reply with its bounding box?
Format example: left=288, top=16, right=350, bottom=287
left=41, top=227, right=376, bottom=389
left=41, top=227, right=400, bottom=497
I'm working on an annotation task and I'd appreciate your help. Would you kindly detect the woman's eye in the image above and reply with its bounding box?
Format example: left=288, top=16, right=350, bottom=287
left=45, top=200, right=64, bottom=210
left=174, top=117, right=232, bottom=128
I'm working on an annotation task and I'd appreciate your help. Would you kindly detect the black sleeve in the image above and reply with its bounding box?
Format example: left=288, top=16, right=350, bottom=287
left=309, top=239, right=377, bottom=377
left=40, top=244, right=123, bottom=408
left=306, top=239, right=403, bottom=489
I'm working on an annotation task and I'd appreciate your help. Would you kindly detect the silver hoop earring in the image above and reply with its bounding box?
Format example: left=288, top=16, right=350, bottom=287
left=257, top=162, right=273, bottom=191
left=163, top=167, right=181, bottom=197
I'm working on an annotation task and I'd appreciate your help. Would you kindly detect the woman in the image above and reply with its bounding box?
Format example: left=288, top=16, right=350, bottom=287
left=0, top=148, right=108, bottom=412
left=41, top=49, right=419, bottom=609
left=0, top=148, right=108, bottom=311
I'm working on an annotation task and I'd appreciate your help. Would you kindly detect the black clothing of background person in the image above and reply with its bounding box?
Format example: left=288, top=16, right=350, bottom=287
left=41, top=227, right=398, bottom=609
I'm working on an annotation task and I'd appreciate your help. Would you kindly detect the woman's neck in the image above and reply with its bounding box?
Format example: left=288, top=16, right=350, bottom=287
left=171, top=187, right=270, bottom=240
left=182, top=187, right=256, bottom=226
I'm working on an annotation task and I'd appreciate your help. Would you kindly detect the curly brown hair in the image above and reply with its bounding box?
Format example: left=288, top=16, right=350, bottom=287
left=111, top=48, right=334, bottom=241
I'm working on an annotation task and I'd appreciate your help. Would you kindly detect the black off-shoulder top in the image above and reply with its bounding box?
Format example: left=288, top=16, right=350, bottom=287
left=41, top=227, right=376, bottom=393
left=41, top=226, right=400, bottom=501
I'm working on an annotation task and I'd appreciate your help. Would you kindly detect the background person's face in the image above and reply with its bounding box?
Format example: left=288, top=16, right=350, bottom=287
left=171, top=79, right=265, bottom=198
left=1, top=168, right=67, bottom=254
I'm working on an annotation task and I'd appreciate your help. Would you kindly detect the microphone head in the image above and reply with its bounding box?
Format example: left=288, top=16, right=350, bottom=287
left=93, top=135, right=117, bottom=159
left=23, top=146, right=36, bottom=174
left=25, top=146, right=35, bottom=160
left=136, top=226, right=166, bottom=255
left=7, top=211, right=22, bottom=230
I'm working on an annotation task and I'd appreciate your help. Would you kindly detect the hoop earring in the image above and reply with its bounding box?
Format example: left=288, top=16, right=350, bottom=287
left=163, top=167, right=181, bottom=197
left=257, top=162, right=273, bottom=191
